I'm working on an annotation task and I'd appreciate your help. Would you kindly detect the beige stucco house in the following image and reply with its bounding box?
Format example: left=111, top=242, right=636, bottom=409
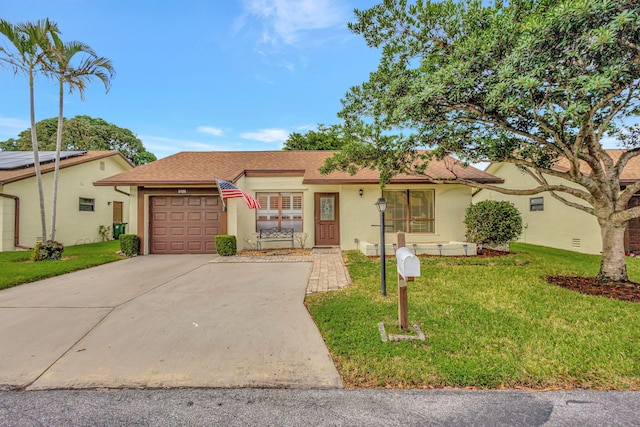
left=0, top=150, right=133, bottom=251
left=473, top=151, right=640, bottom=255
left=95, top=151, right=501, bottom=256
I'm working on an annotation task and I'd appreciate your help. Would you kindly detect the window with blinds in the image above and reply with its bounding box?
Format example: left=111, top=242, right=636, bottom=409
left=256, top=192, right=303, bottom=231
left=382, top=190, right=435, bottom=233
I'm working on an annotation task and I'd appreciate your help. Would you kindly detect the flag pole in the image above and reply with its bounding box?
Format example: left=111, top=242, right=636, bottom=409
left=215, top=177, right=227, bottom=211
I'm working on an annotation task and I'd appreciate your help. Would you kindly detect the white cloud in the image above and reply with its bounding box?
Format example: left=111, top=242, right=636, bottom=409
left=197, top=126, right=224, bottom=136
left=240, top=128, right=290, bottom=143
left=0, top=116, right=29, bottom=138
left=238, top=0, right=347, bottom=46
left=296, top=123, right=315, bottom=131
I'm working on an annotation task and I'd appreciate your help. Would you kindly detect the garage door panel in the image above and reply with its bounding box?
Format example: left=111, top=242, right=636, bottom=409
left=170, top=241, right=185, bottom=251
left=188, top=227, right=203, bottom=236
left=152, top=227, right=168, bottom=236
left=152, top=241, right=167, bottom=251
left=187, top=241, right=203, bottom=251
left=171, top=227, right=185, bottom=236
left=150, top=196, right=222, bottom=254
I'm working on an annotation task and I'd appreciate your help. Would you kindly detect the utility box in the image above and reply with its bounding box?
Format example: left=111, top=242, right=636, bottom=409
left=396, top=247, right=420, bottom=279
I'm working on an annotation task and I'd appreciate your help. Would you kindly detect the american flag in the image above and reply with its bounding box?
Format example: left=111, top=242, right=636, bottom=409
left=216, top=179, right=261, bottom=209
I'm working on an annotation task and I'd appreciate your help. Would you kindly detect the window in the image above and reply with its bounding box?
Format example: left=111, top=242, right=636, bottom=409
left=382, top=190, right=435, bottom=233
left=530, top=197, right=544, bottom=211
left=256, top=192, right=303, bottom=232
left=79, top=197, right=95, bottom=212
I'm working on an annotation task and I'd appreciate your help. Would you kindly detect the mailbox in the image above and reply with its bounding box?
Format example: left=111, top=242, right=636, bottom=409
left=396, top=247, right=420, bottom=279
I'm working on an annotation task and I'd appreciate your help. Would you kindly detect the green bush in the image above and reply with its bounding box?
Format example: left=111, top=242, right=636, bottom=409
left=119, top=234, right=139, bottom=257
left=215, top=235, right=237, bottom=256
left=31, top=240, right=64, bottom=261
left=465, top=200, right=523, bottom=245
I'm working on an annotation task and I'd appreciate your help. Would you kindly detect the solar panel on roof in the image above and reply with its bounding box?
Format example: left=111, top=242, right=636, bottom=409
left=0, top=151, right=87, bottom=170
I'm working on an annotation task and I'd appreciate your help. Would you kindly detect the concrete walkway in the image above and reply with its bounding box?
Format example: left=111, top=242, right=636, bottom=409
left=0, top=255, right=343, bottom=390
left=209, top=247, right=352, bottom=294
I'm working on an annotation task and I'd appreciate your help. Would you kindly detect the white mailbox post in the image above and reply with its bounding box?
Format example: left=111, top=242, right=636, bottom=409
left=395, top=233, right=421, bottom=331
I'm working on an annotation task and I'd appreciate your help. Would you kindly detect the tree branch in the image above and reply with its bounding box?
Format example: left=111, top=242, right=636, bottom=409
left=618, top=180, right=640, bottom=209
left=614, top=148, right=640, bottom=182
left=447, top=176, right=595, bottom=204
left=595, top=84, right=639, bottom=143
left=548, top=191, right=595, bottom=215
left=612, top=205, right=640, bottom=223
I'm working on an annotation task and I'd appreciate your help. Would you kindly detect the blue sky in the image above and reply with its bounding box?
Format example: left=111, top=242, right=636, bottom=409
left=0, top=0, right=380, bottom=158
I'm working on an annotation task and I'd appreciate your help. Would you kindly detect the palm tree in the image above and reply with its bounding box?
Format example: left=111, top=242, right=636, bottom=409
left=0, top=19, right=60, bottom=243
left=47, top=34, right=115, bottom=241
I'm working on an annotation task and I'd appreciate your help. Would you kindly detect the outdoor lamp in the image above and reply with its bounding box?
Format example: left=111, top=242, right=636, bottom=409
left=375, top=197, right=387, bottom=296
left=359, top=189, right=364, bottom=198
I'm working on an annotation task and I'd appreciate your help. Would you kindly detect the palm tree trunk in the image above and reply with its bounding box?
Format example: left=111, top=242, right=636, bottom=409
left=50, top=81, right=63, bottom=241
left=29, top=68, right=47, bottom=243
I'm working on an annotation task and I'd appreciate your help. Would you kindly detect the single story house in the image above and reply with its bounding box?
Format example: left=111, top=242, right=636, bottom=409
left=95, top=151, right=501, bottom=256
left=473, top=150, right=640, bottom=255
left=0, top=150, right=133, bottom=251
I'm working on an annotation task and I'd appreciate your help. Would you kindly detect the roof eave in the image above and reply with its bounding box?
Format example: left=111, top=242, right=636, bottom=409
left=302, top=177, right=505, bottom=185
left=94, top=179, right=217, bottom=187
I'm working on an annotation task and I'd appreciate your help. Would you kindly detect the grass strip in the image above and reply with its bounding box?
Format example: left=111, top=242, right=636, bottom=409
left=0, top=241, right=124, bottom=290
left=306, top=243, right=640, bottom=389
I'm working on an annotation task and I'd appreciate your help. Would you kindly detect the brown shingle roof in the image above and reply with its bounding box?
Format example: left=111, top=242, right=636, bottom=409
left=95, top=151, right=502, bottom=186
left=551, top=149, right=640, bottom=182
left=0, top=151, right=131, bottom=185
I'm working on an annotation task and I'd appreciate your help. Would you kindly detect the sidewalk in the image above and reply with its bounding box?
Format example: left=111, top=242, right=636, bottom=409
left=209, top=247, right=352, bottom=294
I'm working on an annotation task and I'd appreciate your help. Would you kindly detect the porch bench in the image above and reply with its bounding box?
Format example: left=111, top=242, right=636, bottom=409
left=257, top=227, right=295, bottom=250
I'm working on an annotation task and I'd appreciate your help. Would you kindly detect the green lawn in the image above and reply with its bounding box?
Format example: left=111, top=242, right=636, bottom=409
left=306, top=243, right=640, bottom=389
left=0, top=241, right=125, bottom=290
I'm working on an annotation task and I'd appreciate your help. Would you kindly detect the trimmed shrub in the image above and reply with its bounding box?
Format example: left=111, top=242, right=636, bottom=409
left=465, top=201, right=523, bottom=246
left=119, top=234, right=139, bottom=257
left=32, top=240, right=64, bottom=261
left=215, top=235, right=237, bottom=256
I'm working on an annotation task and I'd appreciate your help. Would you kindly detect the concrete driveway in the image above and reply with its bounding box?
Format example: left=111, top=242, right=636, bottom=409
left=0, top=255, right=342, bottom=390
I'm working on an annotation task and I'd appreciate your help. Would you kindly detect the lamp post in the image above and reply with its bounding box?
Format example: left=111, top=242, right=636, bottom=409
left=375, top=197, right=387, bottom=296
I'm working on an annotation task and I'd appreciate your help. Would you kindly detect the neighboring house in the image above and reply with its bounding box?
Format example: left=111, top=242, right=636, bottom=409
left=473, top=150, right=640, bottom=255
left=95, top=151, right=501, bottom=255
left=0, top=151, right=133, bottom=251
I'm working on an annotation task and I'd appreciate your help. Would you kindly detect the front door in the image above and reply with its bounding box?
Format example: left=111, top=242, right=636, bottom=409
left=314, top=193, right=340, bottom=246
left=113, top=201, right=123, bottom=223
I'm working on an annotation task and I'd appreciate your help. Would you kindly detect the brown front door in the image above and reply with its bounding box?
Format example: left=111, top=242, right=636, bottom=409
left=314, top=193, right=340, bottom=246
left=113, top=201, right=123, bottom=223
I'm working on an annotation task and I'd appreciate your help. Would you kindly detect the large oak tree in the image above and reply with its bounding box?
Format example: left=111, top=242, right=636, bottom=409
left=1, top=115, right=156, bottom=166
left=326, top=0, right=640, bottom=283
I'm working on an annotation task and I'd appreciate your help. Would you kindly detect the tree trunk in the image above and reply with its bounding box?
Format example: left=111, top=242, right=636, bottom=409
left=29, top=68, right=47, bottom=243
left=50, top=81, right=64, bottom=242
left=598, top=219, right=629, bottom=283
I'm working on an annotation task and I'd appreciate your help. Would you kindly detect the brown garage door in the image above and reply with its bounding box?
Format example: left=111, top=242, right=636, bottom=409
left=150, top=196, right=222, bottom=254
